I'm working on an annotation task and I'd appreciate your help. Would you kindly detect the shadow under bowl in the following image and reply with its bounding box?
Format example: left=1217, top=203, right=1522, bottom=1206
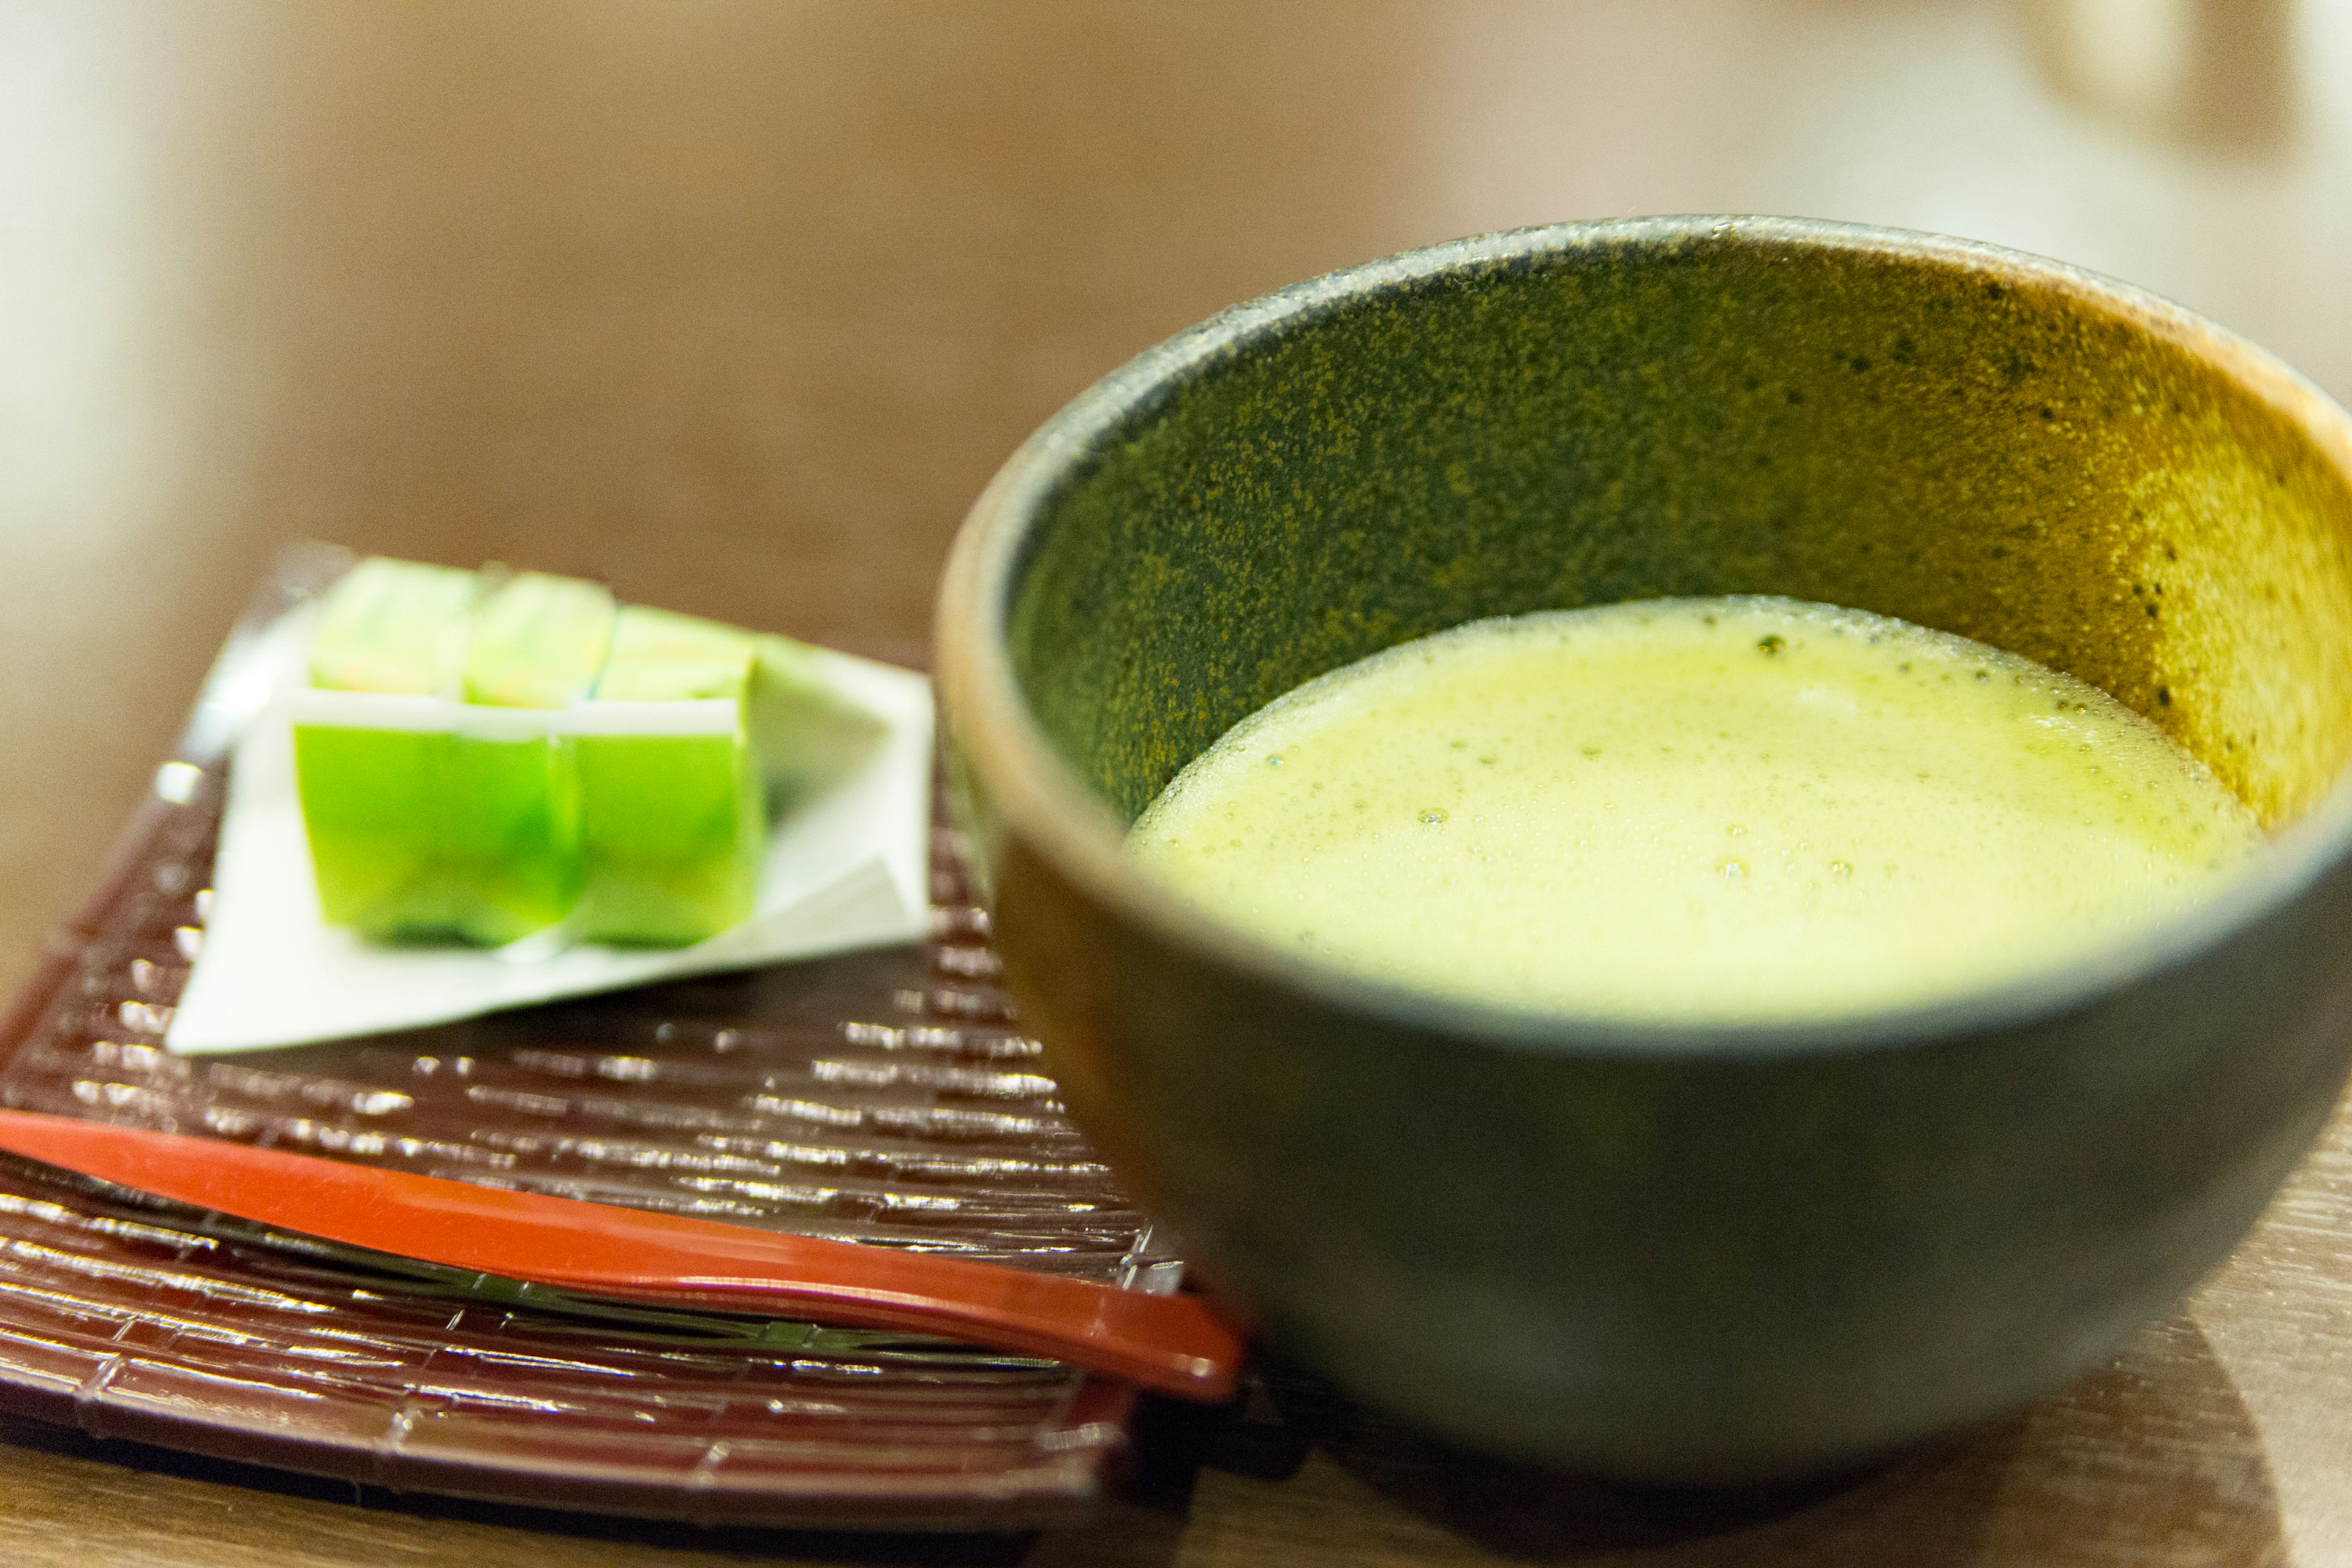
left=935, top=217, right=2352, bottom=1481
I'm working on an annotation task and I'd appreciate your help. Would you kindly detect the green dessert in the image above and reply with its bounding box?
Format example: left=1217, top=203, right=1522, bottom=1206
left=291, top=556, right=881, bottom=949
left=748, top=635, right=891, bottom=810
left=462, top=571, right=617, bottom=708
left=573, top=606, right=763, bottom=944
left=293, top=559, right=483, bottom=938
left=445, top=572, right=617, bottom=943
left=298, top=565, right=621, bottom=944
left=303, top=556, right=479, bottom=696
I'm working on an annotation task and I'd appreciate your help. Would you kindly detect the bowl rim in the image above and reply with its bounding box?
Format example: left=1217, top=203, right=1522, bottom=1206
left=935, top=215, right=2352, bottom=1060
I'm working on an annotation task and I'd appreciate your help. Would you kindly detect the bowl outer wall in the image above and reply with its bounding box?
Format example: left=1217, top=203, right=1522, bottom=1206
left=934, top=217, right=2352, bottom=1478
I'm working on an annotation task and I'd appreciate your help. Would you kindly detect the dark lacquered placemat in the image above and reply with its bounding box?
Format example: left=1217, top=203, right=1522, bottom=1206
left=0, top=563, right=1175, bottom=1531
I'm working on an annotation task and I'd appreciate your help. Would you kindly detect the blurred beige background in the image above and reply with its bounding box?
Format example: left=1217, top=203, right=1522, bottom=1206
left=2, top=4, right=2351, bottom=1563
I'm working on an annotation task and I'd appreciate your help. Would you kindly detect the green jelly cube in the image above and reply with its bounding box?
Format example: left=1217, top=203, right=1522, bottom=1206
left=574, top=608, right=761, bottom=945
left=294, top=560, right=881, bottom=951
left=296, top=562, right=616, bottom=946
left=307, top=557, right=477, bottom=695
left=592, top=605, right=756, bottom=701
left=437, top=571, right=614, bottom=940
left=462, top=571, right=616, bottom=708
left=295, top=719, right=471, bottom=937
left=298, top=559, right=484, bottom=938
left=295, top=711, right=577, bottom=946
left=574, top=729, right=760, bottom=945
left=749, top=633, right=890, bottom=806
left=437, top=718, right=583, bottom=944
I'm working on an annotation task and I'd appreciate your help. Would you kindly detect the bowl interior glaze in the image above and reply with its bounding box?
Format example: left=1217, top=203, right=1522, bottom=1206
left=1006, top=222, right=2352, bottom=832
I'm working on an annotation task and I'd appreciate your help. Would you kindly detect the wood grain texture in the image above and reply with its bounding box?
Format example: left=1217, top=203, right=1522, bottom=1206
left=1, top=1, right=2348, bottom=1562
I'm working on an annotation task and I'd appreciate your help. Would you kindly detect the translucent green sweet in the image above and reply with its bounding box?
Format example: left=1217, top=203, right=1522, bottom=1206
left=748, top=634, right=891, bottom=809
left=295, top=560, right=480, bottom=937
left=297, top=562, right=617, bottom=945
left=293, top=559, right=879, bottom=949
left=435, top=711, right=584, bottom=945
left=462, top=572, right=616, bottom=709
left=295, top=722, right=472, bottom=936
left=574, top=607, right=761, bottom=945
left=443, top=573, right=617, bottom=941
left=305, top=557, right=476, bottom=695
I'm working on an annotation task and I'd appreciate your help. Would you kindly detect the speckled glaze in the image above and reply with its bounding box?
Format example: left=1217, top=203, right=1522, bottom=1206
left=935, top=219, right=2352, bottom=1480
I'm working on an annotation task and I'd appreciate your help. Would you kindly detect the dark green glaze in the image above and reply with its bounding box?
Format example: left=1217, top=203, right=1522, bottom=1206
left=1012, top=225, right=2352, bottom=827
left=937, top=220, right=2352, bottom=1479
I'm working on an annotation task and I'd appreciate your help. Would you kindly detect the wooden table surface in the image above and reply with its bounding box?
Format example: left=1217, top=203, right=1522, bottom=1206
left=3, top=2, right=2350, bottom=1563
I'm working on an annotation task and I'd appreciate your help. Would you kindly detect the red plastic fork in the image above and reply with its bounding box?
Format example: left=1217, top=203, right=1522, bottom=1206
left=0, top=1107, right=1242, bottom=1401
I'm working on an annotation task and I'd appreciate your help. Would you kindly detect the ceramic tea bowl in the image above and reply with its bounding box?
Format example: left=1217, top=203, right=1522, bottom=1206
left=934, top=217, right=2352, bottom=1480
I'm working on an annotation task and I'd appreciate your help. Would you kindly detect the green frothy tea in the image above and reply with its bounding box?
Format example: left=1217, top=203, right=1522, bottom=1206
left=1129, top=597, right=2263, bottom=1020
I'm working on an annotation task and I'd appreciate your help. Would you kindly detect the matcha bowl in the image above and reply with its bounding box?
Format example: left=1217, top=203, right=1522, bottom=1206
left=933, top=218, right=2352, bottom=1480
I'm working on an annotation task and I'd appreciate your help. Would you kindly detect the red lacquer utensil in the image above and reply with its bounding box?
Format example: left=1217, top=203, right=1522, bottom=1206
left=0, top=1107, right=1242, bottom=1401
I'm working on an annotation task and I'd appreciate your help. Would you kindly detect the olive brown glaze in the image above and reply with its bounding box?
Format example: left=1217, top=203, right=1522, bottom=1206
left=934, top=219, right=2352, bottom=1480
